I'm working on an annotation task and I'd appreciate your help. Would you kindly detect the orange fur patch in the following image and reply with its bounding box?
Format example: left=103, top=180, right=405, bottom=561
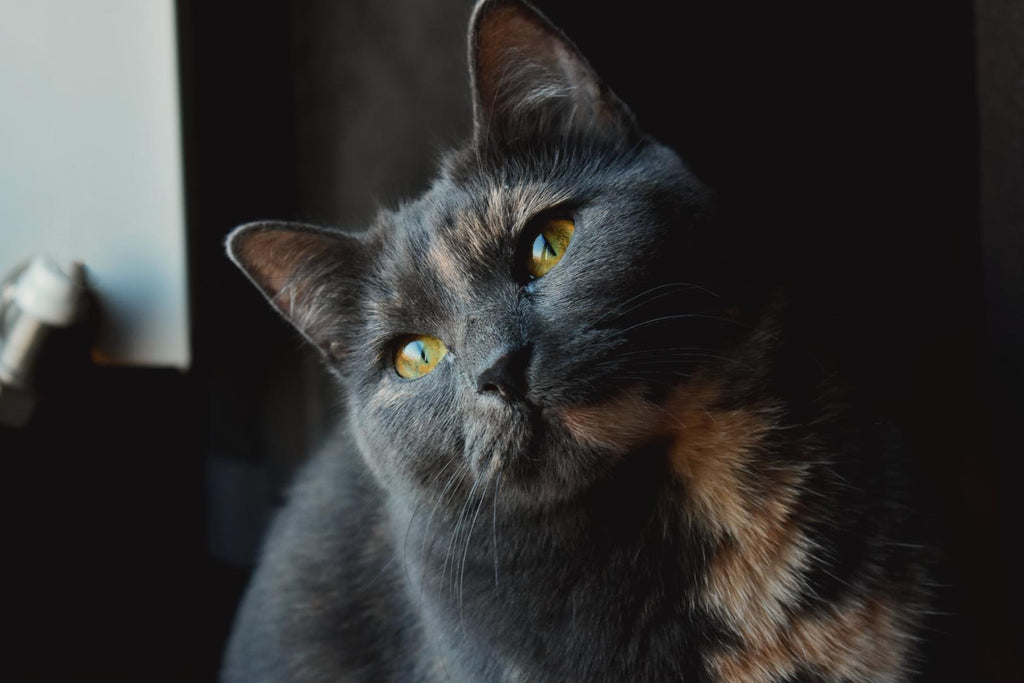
left=709, top=592, right=914, bottom=683
left=557, top=385, right=661, bottom=451
left=557, top=376, right=915, bottom=680
left=659, top=379, right=856, bottom=680
left=703, top=510, right=812, bottom=646
left=662, top=380, right=813, bottom=642
left=661, top=380, right=781, bottom=540
left=428, top=244, right=467, bottom=296
left=658, top=381, right=917, bottom=681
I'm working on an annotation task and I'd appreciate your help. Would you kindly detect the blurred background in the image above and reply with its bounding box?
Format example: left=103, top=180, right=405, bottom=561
left=2, top=0, right=1020, bottom=680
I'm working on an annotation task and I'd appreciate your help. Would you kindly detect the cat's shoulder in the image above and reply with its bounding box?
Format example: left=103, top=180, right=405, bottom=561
left=221, top=431, right=413, bottom=682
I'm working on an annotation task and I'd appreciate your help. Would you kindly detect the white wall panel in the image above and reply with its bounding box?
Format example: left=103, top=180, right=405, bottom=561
left=1, top=0, right=189, bottom=368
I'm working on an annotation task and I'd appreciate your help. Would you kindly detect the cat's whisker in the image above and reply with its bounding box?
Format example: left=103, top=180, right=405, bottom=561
left=443, top=469, right=484, bottom=604
left=580, top=283, right=728, bottom=351
left=458, top=473, right=491, bottom=622
left=615, top=312, right=744, bottom=337
left=610, top=348, right=746, bottom=362
left=492, top=470, right=502, bottom=589
left=577, top=315, right=745, bottom=374
left=585, top=302, right=752, bottom=352
left=594, top=352, right=753, bottom=370
left=611, top=345, right=735, bottom=356
left=403, top=455, right=460, bottom=591
left=611, top=369, right=696, bottom=379
left=593, top=355, right=705, bottom=365
left=591, top=282, right=718, bottom=326
left=419, top=461, right=470, bottom=608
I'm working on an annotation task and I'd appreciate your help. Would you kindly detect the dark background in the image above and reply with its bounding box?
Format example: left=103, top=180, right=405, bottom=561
left=5, top=0, right=1021, bottom=680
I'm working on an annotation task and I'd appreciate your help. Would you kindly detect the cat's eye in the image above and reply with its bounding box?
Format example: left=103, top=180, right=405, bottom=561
left=525, top=217, right=574, bottom=279
left=394, top=334, right=448, bottom=379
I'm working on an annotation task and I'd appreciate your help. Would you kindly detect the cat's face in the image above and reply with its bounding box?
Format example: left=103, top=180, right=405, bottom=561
left=228, top=0, right=724, bottom=506
left=345, top=140, right=716, bottom=504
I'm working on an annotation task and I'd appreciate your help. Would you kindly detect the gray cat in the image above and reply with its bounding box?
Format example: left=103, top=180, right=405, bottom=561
left=222, top=1, right=929, bottom=680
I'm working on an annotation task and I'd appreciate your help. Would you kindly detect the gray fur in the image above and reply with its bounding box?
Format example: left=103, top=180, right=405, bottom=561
left=222, top=2, right=928, bottom=681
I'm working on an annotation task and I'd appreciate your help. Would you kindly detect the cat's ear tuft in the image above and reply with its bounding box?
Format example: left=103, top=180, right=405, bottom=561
left=226, top=222, right=364, bottom=358
left=469, top=0, right=637, bottom=144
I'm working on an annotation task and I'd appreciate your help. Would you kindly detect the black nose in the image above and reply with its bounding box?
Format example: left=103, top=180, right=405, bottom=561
left=476, top=346, right=531, bottom=402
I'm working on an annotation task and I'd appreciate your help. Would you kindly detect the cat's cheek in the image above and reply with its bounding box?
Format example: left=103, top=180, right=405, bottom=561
left=348, top=375, right=457, bottom=476
left=554, top=385, right=662, bottom=452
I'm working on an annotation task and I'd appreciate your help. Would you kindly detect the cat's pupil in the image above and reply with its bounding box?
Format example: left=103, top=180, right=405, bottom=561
left=525, top=217, right=575, bottom=279
left=535, top=234, right=557, bottom=259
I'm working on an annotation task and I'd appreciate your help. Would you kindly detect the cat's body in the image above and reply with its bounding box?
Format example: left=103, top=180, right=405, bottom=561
left=225, top=333, right=924, bottom=683
left=222, top=1, right=929, bottom=680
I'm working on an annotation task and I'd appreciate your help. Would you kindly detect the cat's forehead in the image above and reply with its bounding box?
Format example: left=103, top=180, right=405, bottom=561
left=431, top=178, right=572, bottom=245
left=357, top=171, right=580, bottom=336
left=362, top=142, right=693, bottom=320
left=381, top=175, right=573, bottom=279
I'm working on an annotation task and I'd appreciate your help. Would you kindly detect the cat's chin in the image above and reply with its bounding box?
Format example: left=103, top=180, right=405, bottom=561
left=458, top=386, right=665, bottom=506
left=463, top=399, right=540, bottom=479
left=459, top=398, right=573, bottom=505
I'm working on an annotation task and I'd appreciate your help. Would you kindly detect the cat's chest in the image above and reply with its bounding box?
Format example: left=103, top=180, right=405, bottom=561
left=402, top=514, right=715, bottom=682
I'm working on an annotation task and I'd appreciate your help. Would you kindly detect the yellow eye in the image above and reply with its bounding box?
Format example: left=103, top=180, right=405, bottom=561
left=394, top=334, right=448, bottom=379
left=526, top=217, right=575, bottom=279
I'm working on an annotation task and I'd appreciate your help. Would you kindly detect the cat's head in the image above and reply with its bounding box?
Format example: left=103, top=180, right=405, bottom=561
left=228, top=0, right=734, bottom=506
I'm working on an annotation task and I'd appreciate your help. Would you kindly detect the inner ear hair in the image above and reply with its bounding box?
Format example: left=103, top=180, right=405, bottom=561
left=226, top=221, right=364, bottom=354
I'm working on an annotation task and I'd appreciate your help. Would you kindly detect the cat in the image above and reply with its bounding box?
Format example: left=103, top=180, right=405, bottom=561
left=221, top=1, right=930, bottom=680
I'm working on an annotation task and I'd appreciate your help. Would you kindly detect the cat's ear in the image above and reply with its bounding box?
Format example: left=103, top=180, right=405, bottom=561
left=226, top=222, right=365, bottom=359
left=469, top=0, right=637, bottom=144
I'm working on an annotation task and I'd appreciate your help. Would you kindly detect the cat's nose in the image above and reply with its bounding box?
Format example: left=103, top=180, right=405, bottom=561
left=476, top=345, right=531, bottom=403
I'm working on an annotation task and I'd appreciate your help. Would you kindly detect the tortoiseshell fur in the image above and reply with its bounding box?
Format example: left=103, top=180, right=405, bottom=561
left=222, top=2, right=929, bottom=681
